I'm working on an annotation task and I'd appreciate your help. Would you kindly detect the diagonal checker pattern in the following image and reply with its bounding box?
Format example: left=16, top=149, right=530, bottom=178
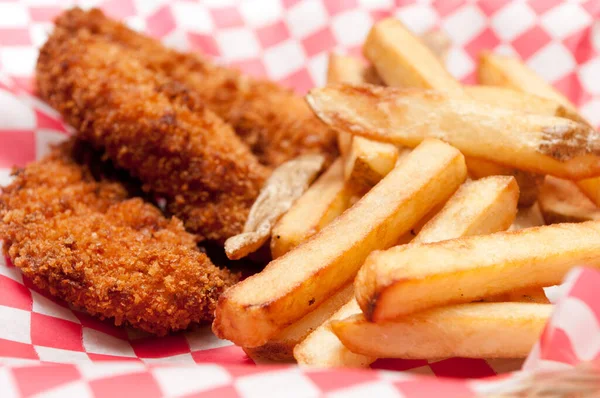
left=0, top=0, right=599, bottom=396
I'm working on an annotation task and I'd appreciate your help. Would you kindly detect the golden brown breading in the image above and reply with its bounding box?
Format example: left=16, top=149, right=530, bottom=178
left=0, top=141, right=238, bottom=335
left=36, top=27, right=268, bottom=243
left=53, top=8, right=338, bottom=168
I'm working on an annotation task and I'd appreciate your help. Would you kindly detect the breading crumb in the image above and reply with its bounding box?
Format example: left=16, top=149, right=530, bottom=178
left=0, top=141, right=238, bottom=335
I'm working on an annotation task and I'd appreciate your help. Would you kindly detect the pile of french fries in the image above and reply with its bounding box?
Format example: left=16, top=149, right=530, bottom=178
left=213, top=17, right=600, bottom=368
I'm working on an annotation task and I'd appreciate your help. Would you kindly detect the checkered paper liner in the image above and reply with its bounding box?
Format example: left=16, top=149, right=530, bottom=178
left=0, top=0, right=599, bottom=396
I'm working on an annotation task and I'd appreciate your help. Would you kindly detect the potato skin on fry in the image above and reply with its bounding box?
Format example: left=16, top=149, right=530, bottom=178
left=362, top=19, right=546, bottom=206
left=308, top=84, right=600, bottom=180
left=270, top=158, right=352, bottom=258
left=0, top=141, right=238, bottom=335
left=539, top=176, right=600, bottom=224
left=509, top=203, right=545, bottom=231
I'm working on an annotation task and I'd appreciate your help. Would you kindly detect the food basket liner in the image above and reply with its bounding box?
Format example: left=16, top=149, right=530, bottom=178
left=0, top=0, right=599, bottom=396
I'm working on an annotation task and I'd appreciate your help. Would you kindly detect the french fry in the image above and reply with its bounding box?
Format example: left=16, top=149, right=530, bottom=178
left=420, top=30, right=451, bottom=62
left=331, top=303, right=552, bottom=359
left=213, top=139, right=467, bottom=347
left=477, top=51, right=600, bottom=206
left=425, top=193, right=549, bottom=302
left=244, top=284, right=354, bottom=362
left=307, top=84, right=600, bottom=180
left=478, top=51, right=576, bottom=112
left=294, top=299, right=375, bottom=367
left=327, top=53, right=381, bottom=86
left=363, top=21, right=572, bottom=122
left=225, top=155, right=324, bottom=260
left=270, top=159, right=352, bottom=258
left=362, top=21, right=574, bottom=123
left=270, top=55, right=379, bottom=261
left=337, top=129, right=353, bottom=159
left=327, top=53, right=399, bottom=192
left=414, top=176, right=519, bottom=244
left=363, top=18, right=543, bottom=203
left=270, top=54, right=391, bottom=258
left=466, top=157, right=543, bottom=207
left=363, top=17, right=465, bottom=96
left=327, top=54, right=382, bottom=157
left=327, top=53, right=368, bottom=86
left=344, top=137, right=399, bottom=194
left=538, top=176, right=600, bottom=224
left=483, top=288, right=549, bottom=304
left=294, top=176, right=519, bottom=367
left=576, top=178, right=600, bottom=208
left=356, top=221, right=600, bottom=322
left=509, top=202, right=545, bottom=231
left=465, top=85, right=583, bottom=123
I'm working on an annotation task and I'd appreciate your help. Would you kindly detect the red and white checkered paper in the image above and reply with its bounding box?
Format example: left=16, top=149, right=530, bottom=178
left=0, top=0, right=599, bottom=396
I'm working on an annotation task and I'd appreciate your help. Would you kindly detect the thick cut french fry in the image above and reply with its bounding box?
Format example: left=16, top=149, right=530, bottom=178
left=270, top=159, right=351, bottom=258
left=466, top=157, right=543, bottom=207
left=244, top=284, right=354, bottom=362
left=478, top=51, right=600, bottom=207
left=477, top=51, right=600, bottom=207
left=356, top=221, right=600, bottom=322
left=538, top=176, right=600, bottom=224
left=364, top=18, right=464, bottom=96
left=327, top=54, right=362, bottom=157
left=465, top=85, right=583, bottom=123
left=420, top=30, right=451, bottom=62
left=294, top=298, right=375, bottom=367
left=213, top=139, right=467, bottom=347
left=362, top=20, right=546, bottom=203
left=344, top=137, right=399, bottom=194
left=414, top=176, right=519, bottom=244
left=483, top=288, right=549, bottom=304
left=294, top=176, right=519, bottom=367
left=576, top=178, right=600, bottom=208
left=365, top=24, right=571, bottom=121
left=331, top=303, right=552, bottom=359
left=337, top=130, right=353, bottom=159
left=307, top=85, right=600, bottom=180
left=509, top=202, right=545, bottom=231
left=327, top=53, right=382, bottom=157
left=327, top=53, right=399, bottom=192
left=327, top=53, right=381, bottom=86
left=478, top=52, right=576, bottom=111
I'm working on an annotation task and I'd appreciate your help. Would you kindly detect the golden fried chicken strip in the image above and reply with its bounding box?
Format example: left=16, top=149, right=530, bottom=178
left=53, top=7, right=338, bottom=168
left=36, top=27, right=268, bottom=243
left=0, top=141, right=238, bottom=335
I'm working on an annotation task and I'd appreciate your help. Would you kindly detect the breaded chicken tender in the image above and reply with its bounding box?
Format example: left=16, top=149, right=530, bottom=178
left=36, top=27, right=268, bottom=243
left=52, top=8, right=338, bottom=168
left=0, top=141, right=238, bottom=335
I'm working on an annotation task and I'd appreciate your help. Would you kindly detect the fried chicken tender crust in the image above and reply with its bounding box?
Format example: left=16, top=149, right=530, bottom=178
left=36, top=26, right=268, bottom=242
left=0, top=141, right=238, bottom=335
left=53, top=8, right=338, bottom=168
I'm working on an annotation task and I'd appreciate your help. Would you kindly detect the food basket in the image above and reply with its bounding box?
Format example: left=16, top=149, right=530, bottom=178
left=0, top=0, right=599, bottom=396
